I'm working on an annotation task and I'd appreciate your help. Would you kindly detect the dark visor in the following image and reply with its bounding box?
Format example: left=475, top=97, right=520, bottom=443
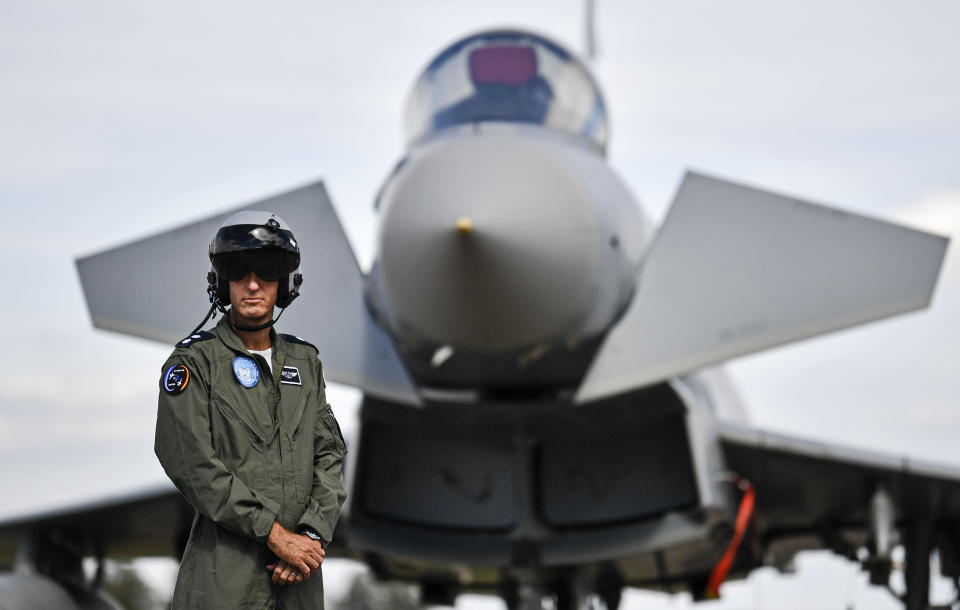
left=210, top=224, right=299, bottom=282
left=213, top=251, right=296, bottom=282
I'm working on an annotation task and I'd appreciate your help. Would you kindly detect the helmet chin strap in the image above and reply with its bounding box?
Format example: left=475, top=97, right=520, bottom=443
left=229, top=306, right=287, bottom=332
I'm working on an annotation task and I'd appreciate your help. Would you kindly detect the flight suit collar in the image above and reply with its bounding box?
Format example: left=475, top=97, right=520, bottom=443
left=214, top=312, right=285, bottom=360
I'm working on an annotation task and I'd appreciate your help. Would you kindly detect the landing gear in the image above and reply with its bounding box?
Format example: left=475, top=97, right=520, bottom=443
left=501, top=569, right=548, bottom=610
left=863, top=485, right=940, bottom=610
left=903, top=520, right=933, bottom=610
left=866, top=486, right=897, bottom=586
left=869, top=517, right=950, bottom=610
left=502, top=567, right=622, bottom=610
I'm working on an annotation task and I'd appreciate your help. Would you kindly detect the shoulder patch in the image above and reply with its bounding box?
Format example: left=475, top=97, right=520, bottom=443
left=176, top=330, right=215, bottom=347
left=162, top=364, right=191, bottom=395
left=281, top=334, right=318, bottom=352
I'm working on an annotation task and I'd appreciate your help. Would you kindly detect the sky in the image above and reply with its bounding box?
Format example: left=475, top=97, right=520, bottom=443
left=1, top=1, right=960, bottom=608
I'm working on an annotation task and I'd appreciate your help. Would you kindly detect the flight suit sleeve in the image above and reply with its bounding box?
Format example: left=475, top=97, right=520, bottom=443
left=155, top=352, right=279, bottom=542
left=296, top=362, right=347, bottom=544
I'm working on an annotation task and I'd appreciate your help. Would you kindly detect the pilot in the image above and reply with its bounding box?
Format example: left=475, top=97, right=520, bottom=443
left=154, top=211, right=347, bottom=609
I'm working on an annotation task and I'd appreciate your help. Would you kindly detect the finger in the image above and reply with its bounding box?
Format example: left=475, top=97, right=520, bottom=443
left=278, top=566, right=291, bottom=586
left=305, top=557, right=320, bottom=571
left=295, top=560, right=311, bottom=576
left=266, top=563, right=276, bottom=572
left=280, top=567, right=293, bottom=585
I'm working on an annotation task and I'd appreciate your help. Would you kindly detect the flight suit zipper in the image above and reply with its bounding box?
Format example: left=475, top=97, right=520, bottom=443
left=253, top=352, right=296, bottom=519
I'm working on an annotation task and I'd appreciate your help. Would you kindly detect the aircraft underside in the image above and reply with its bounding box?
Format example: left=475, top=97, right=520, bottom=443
left=343, top=385, right=743, bottom=609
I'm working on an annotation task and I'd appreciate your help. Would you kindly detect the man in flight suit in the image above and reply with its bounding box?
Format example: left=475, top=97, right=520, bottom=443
left=155, top=211, right=347, bottom=609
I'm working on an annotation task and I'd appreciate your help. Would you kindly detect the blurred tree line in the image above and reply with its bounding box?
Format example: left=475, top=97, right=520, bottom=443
left=337, top=573, right=424, bottom=610
left=103, top=560, right=425, bottom=609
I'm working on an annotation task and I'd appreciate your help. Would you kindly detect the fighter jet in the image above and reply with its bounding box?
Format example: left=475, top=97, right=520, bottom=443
left=2, top=29, right=956, bottom=610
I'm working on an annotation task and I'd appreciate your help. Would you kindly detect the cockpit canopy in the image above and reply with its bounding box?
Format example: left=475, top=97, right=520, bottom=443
left=404, top=30, right=608, bottom=153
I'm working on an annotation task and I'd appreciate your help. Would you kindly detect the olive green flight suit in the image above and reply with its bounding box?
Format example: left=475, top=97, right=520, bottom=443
left=155, top=315, right=347, bottom=609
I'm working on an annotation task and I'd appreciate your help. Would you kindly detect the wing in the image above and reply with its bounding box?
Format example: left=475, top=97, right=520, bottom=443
left=76, top=180, right=419, bottom=405
left=718, top=421, right=960, bottom=573
left=575, top=171, right=949, bottom=403
left=0, top=484, right=356, bottom=563
left=0, top=483, right=190, bottom=560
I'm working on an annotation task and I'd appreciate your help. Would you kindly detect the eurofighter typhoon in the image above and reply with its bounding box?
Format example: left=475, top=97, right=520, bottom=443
left=3, top=29, right=956, bottom=610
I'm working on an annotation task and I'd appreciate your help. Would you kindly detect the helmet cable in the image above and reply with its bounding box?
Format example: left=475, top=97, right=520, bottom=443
left=187, top=302, right=219, bottom=337
left=230, top=305, right=288, bottom=332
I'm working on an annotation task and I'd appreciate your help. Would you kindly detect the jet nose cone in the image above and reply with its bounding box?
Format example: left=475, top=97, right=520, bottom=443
left=376, top=133, right=601, bottom=352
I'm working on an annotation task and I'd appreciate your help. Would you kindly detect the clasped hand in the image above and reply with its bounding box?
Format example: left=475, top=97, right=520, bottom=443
left=265, top=522, right=325, bottom=586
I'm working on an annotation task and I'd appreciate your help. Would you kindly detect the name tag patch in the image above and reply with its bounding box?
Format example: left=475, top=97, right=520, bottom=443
left=232, top=356, right=260, bottom=389
left=162, top=364, right=190, bottom=395
left=280, top=365, right=302, bottom=386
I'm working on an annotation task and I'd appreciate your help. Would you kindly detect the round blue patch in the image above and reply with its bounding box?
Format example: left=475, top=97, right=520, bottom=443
left=232, top=356, right=260, bottom=389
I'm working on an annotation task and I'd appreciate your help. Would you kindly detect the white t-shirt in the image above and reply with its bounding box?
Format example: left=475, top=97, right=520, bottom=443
left=249, top=347, right=272, bottom=373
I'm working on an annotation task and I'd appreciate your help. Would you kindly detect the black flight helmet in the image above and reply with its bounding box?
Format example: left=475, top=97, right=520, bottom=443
left=208, top=211, right=303, bottom=311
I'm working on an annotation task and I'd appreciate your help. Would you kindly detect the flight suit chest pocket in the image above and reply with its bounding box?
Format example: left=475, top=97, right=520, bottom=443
left=213, top=393, right=267, bottom=455
left=285, top=390, right=311, bottom=443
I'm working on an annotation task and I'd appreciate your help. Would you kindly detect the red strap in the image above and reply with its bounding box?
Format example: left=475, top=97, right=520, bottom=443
left=705, top=479, right=756, bottom=599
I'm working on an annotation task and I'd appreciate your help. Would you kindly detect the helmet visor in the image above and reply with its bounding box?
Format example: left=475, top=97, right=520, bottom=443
left=210, top=223, right=300, bottom=282
left=213, top=251, right=297, bottom=282
left=210, top=223, right=298, bottom=255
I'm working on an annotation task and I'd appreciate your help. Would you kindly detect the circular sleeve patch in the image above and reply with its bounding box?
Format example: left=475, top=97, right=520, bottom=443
left=162, top=364, right=191, bottom=395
